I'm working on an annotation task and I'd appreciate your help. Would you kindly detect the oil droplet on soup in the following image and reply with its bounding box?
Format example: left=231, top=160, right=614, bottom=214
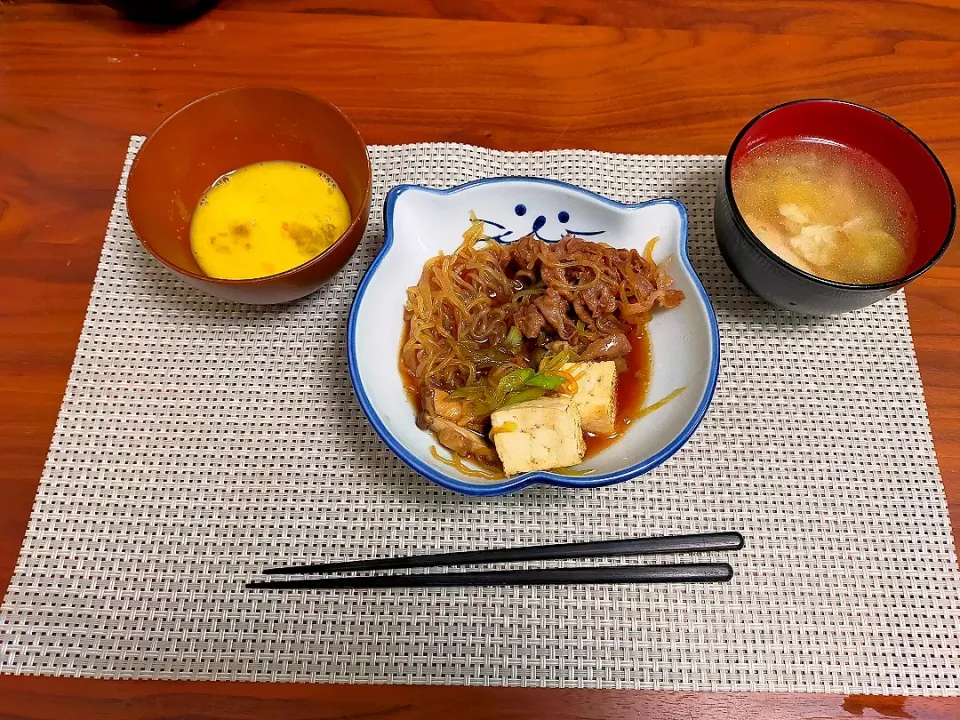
left=189, top=161, right=351, bottom=280
left=731, top=138, right=918, bottom=285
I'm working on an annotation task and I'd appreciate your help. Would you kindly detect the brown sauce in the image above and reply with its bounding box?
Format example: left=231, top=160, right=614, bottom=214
left=582, top=331, right=650, bottom=459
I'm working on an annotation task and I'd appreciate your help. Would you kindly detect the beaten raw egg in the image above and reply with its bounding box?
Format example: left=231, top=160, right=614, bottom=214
left=189, top=161, right=351, bottom=280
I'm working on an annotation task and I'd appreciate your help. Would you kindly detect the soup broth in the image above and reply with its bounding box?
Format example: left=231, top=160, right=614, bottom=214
left=732, top=138, right=917, bottom=285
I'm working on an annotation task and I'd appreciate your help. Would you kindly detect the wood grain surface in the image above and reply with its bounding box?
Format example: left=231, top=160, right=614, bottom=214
left=1, top=1, right=958, bottom=718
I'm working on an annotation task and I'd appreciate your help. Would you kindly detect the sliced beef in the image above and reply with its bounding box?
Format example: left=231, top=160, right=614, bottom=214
left=572, top=294, right=594, bottom=325
left=514, top=303, right=547, bottom=339
left=534, top=288, right=576, bottom=340
left=540, top=263, right=575, bottom=300
left=580, top=282, right=617, bottom=317
left=511, top=235, right=543, bottom=269
left=581, top=332, right=632, bottom=361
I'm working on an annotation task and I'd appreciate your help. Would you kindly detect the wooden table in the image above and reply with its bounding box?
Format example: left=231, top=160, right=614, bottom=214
left=1, top=1, right=958, bottom=717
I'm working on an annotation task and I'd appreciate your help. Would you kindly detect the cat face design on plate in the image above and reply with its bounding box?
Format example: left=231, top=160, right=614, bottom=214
left=474, top=204, right=605, bottom=243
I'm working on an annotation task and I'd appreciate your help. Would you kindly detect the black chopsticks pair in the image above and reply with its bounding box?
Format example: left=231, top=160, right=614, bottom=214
left=247, top=531, right=744, bottom=590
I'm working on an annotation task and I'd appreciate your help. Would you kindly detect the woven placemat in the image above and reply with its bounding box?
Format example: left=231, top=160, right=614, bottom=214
left=1, top=138, right=959, bottom=694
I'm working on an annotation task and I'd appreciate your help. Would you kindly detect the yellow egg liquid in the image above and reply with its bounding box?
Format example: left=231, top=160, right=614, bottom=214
left=189, top=161, right=351, bottom=280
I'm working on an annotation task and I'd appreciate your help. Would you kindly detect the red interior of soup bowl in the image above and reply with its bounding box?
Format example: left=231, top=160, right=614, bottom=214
left=730, top=99, right=955, bottom=279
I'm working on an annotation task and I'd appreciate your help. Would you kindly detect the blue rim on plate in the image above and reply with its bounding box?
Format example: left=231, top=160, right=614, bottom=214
left=347, top=177, right=721, bottom=496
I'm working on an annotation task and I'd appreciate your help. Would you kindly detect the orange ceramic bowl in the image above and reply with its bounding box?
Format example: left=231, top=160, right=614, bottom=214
left=126, top=87, right=371, bottom=304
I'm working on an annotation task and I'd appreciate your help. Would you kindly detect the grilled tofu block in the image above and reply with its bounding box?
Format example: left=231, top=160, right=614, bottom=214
left=490, top=396, right=585, bottom=475
left=561, top=361, right=618, bottom=435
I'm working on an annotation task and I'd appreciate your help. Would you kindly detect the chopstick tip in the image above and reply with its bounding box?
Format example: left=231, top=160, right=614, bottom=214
left=718, top=563, right=734, bottom=582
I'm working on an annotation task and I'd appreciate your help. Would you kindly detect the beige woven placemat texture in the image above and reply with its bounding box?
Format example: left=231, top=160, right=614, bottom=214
left=1, top=137, right=959, bottom=694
